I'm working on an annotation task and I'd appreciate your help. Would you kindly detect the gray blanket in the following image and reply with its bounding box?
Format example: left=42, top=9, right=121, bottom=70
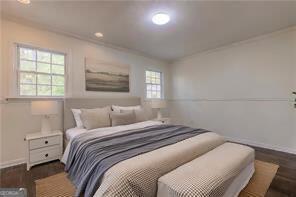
left=65, top=124, right=208, bottom=197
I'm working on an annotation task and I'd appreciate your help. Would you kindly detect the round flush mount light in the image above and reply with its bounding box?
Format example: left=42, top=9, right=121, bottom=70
left=17, top=0, right=30, bottom=4
left=152, top=13, right=170, bottom=25
left=94, top=32, right=104, bottom=38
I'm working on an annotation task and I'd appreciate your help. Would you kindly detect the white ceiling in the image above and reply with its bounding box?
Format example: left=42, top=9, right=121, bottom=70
left=1, top=1, right=296, bottom=62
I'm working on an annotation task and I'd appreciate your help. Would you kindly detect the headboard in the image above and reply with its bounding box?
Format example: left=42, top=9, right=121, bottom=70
left=64, top=97, right=141, bottom=131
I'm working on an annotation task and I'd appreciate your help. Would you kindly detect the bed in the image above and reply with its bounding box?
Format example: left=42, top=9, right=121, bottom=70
left=62, top=97, right=255, bottom=197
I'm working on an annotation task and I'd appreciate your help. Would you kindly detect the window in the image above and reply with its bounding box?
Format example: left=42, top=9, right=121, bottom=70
left=17, top=45, right=66, bottom=97
left=145, top=70, right=162, bottom=99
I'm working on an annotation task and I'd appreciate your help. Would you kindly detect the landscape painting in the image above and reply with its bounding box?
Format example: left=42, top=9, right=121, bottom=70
left=85, top=58, right=130, bottom=92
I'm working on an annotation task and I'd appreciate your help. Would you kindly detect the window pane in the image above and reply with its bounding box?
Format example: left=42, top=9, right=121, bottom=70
left=52, top=65, right=64, bottom=75
left=52, top=54, right=64, bottom=65
left=37, top=51, right=50, bottom=63
left=37, top=85, right=51, bottom=96
left=147, top=91, right=152, bottom=98
left=156, top=78, right=160, bottom=84
left=37, top=74, right=51, bottom=85
left=20, top=72, right=36, bottom=84
left=52, top=75, right=64, bottom=85
left=145, top=70, right=162, bottom=99
left=20, top=60, right=36, bottom=72
left=150, top=78, right=155, bottom=84
left=157, top=85, right=161, bottom=91
left=156, top=72, right=160, bottom=78
left=52, top=86, right=64, bottom=96
left=20, top=84, right=36, bottom=96
left=20, top=47, right=36, bottom=61
left=18, top=46, right=65, bottom=98
left=37, top=62, right=51, bottom=73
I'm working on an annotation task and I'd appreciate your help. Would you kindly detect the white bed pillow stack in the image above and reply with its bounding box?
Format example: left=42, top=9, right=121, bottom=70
left=71, top=105, right=151, bottom=129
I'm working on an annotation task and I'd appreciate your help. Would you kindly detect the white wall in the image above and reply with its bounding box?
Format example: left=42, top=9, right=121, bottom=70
left=169, top=28, right=296, bottom=153
left=0, top=19, right=169, bottom=167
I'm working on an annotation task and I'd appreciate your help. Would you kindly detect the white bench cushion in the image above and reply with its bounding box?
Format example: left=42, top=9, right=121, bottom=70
left=157, top=143, right=254, bottom=197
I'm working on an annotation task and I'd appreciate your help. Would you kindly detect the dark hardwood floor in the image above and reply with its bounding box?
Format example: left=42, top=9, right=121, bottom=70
left=0, top=161, right=64, bottom=197
left=0, top=146, right=295, bottom=197
left=252, top=146, right=296, bottom=197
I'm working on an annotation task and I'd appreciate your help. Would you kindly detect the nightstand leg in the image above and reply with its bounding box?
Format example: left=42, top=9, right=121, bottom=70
left=26, top=164, right=31, bottom=171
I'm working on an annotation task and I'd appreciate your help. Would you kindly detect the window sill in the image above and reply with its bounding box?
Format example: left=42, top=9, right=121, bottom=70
left=4, top=97, right=64, bottom=103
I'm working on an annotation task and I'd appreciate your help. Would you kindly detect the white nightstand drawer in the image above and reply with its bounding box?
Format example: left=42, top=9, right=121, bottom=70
left=30, top=146, right=61, bottom=163
left=29, top=135, right=60, bottom=150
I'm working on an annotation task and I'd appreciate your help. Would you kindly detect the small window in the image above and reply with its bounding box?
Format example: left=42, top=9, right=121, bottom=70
left=145, top=70, right=162, bottom=99
left=17, top=45, right=66, bottom=97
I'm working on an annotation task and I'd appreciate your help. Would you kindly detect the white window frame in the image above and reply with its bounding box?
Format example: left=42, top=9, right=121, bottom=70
left=145, top=70, right=163, bottom=99
left=16, top=44, right=67, bottom=98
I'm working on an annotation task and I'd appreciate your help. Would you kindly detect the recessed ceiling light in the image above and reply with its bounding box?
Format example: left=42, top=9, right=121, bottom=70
left=17, top=0, right=30, bottom=4
left=95, top=32, right=104, bottom=38
left=152, top=13, right=170, bottom=25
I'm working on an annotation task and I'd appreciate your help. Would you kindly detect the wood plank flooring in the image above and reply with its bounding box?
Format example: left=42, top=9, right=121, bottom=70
left=0, top=146, right=295, bottom=197
left=0, top=161, right=64, bottom=197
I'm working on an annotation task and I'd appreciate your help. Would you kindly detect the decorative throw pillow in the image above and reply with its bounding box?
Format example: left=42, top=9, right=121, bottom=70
left=112, top=105, right=141, bottom=113
left=110, top=111, right=137, bottom=126
left=80, top=106, right=111, bottom=130
left=120, top=108, right=149, bottom=122
left=71, top=109, right=83, bottom=128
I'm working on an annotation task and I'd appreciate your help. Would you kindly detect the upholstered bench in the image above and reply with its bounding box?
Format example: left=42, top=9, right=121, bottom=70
left=157, top=143, right=255, bottom=197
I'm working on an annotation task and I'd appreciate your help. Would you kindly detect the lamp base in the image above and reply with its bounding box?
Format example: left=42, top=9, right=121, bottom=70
left=41, top=116, right=52, bottom=134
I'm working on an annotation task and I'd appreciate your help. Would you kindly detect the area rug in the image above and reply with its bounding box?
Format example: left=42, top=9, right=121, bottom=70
left=35, top=160, right=278, bottom=197
left=239, top=160, right=279, bottom=197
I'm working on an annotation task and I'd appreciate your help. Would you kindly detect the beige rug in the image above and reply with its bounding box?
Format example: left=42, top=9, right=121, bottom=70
left=239, top=160, right=279, bottom=197
left=35, top=160, right=278, bottom=197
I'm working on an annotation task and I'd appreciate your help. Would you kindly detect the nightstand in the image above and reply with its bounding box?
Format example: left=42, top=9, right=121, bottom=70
left=25, top=130, right=63, bottom=171
left=155, top=117, right=171, bottom=124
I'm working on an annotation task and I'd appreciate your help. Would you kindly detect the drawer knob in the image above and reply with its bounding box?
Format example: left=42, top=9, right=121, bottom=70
left=45, top=141, right=48, bottom=144
left=45, top=154, right=48, bottom=157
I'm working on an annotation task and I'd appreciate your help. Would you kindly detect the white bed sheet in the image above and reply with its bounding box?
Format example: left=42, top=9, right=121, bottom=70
left=65, top=127, right=87, bottom=141
left=222, top=161, right=255, bottom=197
left=61, top=120, right=162, bottom=164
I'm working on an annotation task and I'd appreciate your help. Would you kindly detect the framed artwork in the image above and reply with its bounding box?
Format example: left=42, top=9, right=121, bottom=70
left=85, top=58, right=130, bottom=92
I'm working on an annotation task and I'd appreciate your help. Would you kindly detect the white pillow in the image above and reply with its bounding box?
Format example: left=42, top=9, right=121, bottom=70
left=120, top=108, right=149, bottom=122
left=112, top=105, right=141, bottom=113
left=71, top=109, right=83, bottom=128
left=80, top=107, right=111, bottom=130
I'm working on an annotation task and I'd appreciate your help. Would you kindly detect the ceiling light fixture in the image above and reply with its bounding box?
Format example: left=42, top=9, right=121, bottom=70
left=94, top=32, right=104, bottom=38
left=17, top=0, right=30, bottom=4
left=152, top=13, right=170, bottom=25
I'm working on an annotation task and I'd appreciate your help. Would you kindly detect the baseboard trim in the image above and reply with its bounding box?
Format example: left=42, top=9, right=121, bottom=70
left=0, top=158, right=26, bottom=169
left=225, top=136, right=296, bottom=155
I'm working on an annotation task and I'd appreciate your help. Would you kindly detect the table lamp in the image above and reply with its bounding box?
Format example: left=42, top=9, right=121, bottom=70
left=150, top=99, right=167, bottom=119
left=31, top=101, right=58, bottom=134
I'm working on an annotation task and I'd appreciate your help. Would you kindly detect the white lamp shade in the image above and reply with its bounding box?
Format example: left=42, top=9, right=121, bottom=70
left=31, top=101, right=58, bottom=115
left=150, top=99, right=167, bottom=109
